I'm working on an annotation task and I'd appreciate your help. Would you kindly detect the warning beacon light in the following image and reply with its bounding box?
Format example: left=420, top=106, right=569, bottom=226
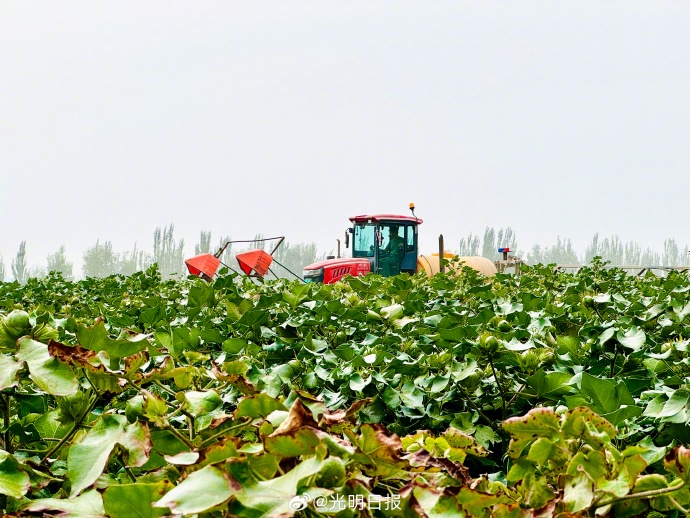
left=185, top=236, right=286, bottom=281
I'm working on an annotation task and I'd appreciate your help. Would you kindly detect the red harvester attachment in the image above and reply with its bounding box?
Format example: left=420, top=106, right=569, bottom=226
left=185, top=236, right=286, bottom=281
left=185, top=253, right=221, bottom=279
left=236, top=250, right=273, bottom=277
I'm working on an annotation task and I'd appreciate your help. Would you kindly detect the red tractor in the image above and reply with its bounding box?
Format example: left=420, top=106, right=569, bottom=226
left=185, top=205, right=507, bottom=283
left=302, top=212, right=423, bottom=284
left=302, top=204, right=501, bottom=284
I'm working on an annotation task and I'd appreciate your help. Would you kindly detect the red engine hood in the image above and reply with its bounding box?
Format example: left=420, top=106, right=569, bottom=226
left=304, top=257, right=369, bottom=270
left=304, top=257, right=371, bottom=284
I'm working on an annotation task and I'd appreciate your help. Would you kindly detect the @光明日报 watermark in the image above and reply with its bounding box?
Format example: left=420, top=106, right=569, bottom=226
left=288, top=493, right=401, bottom=512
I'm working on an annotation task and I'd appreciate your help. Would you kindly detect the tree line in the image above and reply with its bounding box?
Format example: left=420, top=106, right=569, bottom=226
left=0, top=225, right=327, bottom=283
left=459, top=227, right=689, bottom=266
left=1, top=225, right=688, bottom=283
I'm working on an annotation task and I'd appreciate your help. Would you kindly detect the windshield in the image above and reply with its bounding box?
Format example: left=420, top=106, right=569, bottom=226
left=353, top=224, right=375, bottom=257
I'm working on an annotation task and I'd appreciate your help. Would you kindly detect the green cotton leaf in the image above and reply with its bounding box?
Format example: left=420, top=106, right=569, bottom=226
left=382, top=386, right=401, bottom=408
left=451, top=360, right=478, bottom=381
left=0, top=353, right=22, bottom=390
left=643, top=303, right=665, bottom=321
left=172, top=328, right=201, bottom=356
left=427, top=374, right=450, bottom=394
left=76, top=321, right=149, bottom=360
left=183, top=390, right=222, bottom=417
left=423, top=314, right=443, bottom=327
left=164, top=451, right=200, bottom=465
left=380, top=304, right=403, bottom=320
left=412, top=485, right=455, bottom=516
left=234, top=456, right=327, bottom=514
left=282, top=283, right=311, bottom=307
left=139, top=305, right=167, bottom=326
left=603, top=405, right=644, bottom=427
left=563, top=471, right=594, bottom=513
left=502, top=408, right=561, bottom=458
left=363, top=353, right=378, bottom=364
left=142, top=430, right=191, bottom=471
left=103, top=481, right=173, bottom=518
left=557, top=335, right=581, bottom=356
left=393, top=316, right=418, bottom=329
left=0, top=450, right=30, bottom=498
left=637, top=437, right=668, bottom=465
left=579, top=372, right=641, bottom=424
left=349, top=373, right=371, bottom=392
left=16, top=337, right=79, bottom=396
left=506, top=458, right=533, bottom=482
left=221, top=360, right=249, bottom=376
left=221, top=337, right=247, bottom=355
left=636, top=474, right=676, bottom=511
left=33, top=410, right=72, bottom=441
left=360, top=333, right=381, bottom=346
left=526, top=370, right=573, bottom=400
left=675, top=302, right=690, bottom=321
left=561, top=407, right=617, bottom=446
left=598, top=477, right=632, bottom=498
left=456, top=486, right=510, bottom=516
left=474, top=425, right=500, bottom=450
left=426, top=429, right=488, bottom=462
left=199, top=328, right=225, bottom=344
left=504, top=338, right=534, bottom=351
left=526, top=437, right=554, bottom=464
left=498, top=301, right=523, bottom=315
left=520, top=471, right=555, bottom=509
left=594, top=293, right=611, bottom=304
left=68, top=414, right=151, bottom=496
left=303, top=333, right=328, bottom=353
left=399, top=381, right=425, bottom=410
left=22, top=490, right=105, bottom=518
left=264, top=427, right=323, bottom=458
left=154, top=465, right=234, bottom=514
left=567, top=450, right=608, bottom=482
left=188, top=283, right=214, bottom=308
left=235, top=394, right=287, bottom=419
left=347, top=424, right=407, bottom=478
left=438, top=326, right=467, bottom=343
left=598, top=327, right=615, bottom=345
left=617, top=327, right=646, bottom=351
left=142, top=390, right=169, bottom=427
left=656, top=389, right=690, bottom=419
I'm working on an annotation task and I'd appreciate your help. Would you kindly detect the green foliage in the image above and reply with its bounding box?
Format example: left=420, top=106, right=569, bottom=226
left=2, top=263, right=690, bottom=515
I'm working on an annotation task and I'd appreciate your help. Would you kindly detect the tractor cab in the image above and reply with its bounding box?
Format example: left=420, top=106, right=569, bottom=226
left=303, top=210, right=422, bottom=284
left=349, top=215, right=420, bottom=276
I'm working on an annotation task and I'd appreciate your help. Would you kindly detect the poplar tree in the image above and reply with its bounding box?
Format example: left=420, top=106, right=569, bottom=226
left=11, top=241, right=27, bottom=284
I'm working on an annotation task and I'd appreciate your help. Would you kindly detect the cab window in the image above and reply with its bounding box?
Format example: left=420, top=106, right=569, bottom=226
left=353, top=224, right=375, bottom=257
left=379, top=224, right=404, bottom=256
left=405, top=225, right=415, bottom=251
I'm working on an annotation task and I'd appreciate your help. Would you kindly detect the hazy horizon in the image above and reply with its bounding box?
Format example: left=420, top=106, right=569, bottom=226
left=1, top=223, right=687, bottom=282
left=2, top=2, right=689, bottom=276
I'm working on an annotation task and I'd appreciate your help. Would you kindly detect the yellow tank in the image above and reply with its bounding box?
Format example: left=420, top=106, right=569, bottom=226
left=417, top=253, right=497, bottom=277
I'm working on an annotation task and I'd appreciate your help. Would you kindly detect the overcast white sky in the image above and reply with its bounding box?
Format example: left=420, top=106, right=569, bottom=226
left=1, top=2, right=689, bottom=277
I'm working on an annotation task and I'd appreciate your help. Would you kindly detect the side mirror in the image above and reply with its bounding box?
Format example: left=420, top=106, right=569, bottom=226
left=345, top=229, right=350, bottom=248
